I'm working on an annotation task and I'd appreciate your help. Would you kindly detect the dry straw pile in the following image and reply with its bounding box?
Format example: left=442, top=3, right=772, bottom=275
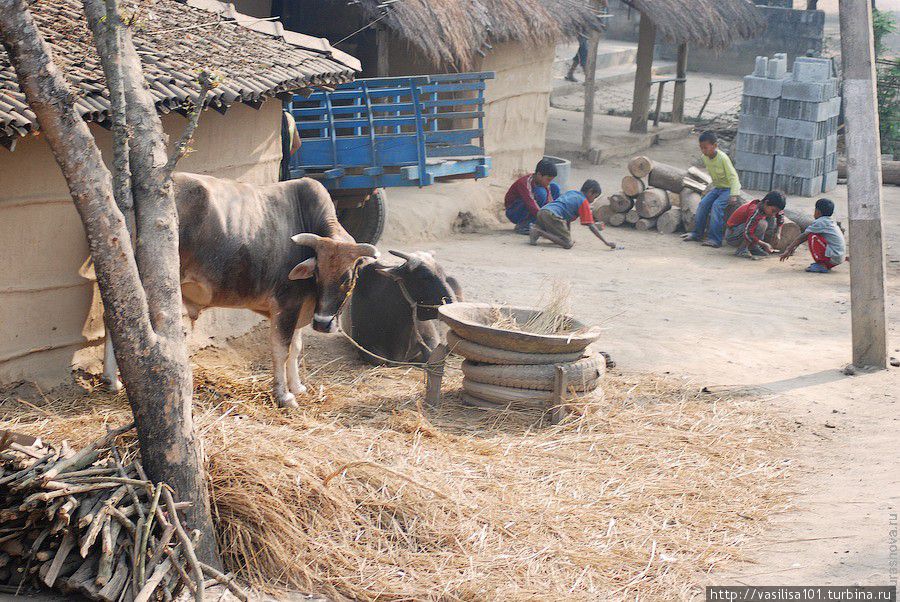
left=0, top=334, right=793, bottom=601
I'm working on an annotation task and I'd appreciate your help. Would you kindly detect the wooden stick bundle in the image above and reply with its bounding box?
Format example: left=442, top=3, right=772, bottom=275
left=0, top=428, right=246, bottom=602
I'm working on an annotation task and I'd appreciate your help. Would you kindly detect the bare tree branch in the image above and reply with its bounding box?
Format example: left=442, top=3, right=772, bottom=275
left=164, top=70, right=215, bottom=175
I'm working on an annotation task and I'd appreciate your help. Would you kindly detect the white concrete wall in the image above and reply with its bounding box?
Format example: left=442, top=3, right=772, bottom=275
left=0, top=101, right=282, bottom=387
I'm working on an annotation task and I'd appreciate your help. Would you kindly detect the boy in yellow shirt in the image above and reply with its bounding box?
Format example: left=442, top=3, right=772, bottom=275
left=682, top=131, right=742, bottom=248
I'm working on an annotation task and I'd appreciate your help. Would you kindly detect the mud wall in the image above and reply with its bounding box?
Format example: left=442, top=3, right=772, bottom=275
left=0, top=102, right=281, bottom=387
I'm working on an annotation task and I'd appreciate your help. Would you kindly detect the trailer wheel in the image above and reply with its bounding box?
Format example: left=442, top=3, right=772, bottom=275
left=339, top=188, right=387, bottom=244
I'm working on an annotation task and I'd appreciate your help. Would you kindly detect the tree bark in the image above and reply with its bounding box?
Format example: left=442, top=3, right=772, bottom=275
left=627, top=156, right=653, bottom=178
left=608, top=212, right=628, bottom=227
left=687, top=166, right=712, bottom=186
left=635, top=217, right=657, bottom=231
left=625, top=209, right=641, bottom=224
left=682, top=178, right=708, bottom=193
left=635, top=187, right=671, bottom=218
left=672, top=43, right=688, bottom=124
left=776, top=219, right=802, bottom=250
left=838, top=158, right=900, bottom=185
left=592, top=203, right=615, bottom=224
left=783, top=209, right=814, bottom=231
left=1, top=0, right=218, bottom=567
left=608, top=193, right=634, bottom=213
left=621, top=175, right=646, bottom=197
left=630, top=13, right=655, bottom=133
left=647, top=162, right=688, bottom=193
left=680, top=189, right=702, bottom=231
left=656, top=208, right=683, bottom=234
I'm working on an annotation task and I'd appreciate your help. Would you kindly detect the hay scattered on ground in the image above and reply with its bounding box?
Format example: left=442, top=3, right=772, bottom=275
left=0, top=331, right=794, bottom=601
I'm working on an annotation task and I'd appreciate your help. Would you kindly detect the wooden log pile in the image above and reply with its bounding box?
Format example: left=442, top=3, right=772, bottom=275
left=596, top=156, right=713, bottom=235
left=0, top=427, right=246, bottom=602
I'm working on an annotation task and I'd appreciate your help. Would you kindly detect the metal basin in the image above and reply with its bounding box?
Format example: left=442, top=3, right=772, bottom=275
left=438, top=302, right=600, bottom=354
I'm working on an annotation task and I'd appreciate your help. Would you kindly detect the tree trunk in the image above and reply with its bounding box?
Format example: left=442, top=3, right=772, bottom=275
left=592, top=203, right=615, bottom=224
left=647, top=162, right=688, bottom=192
left=783, top=208, right=814, bottom=231
left=627, top=155, right=653, bottom=178
left=672, top=43, right=688, bottom=123
left=682, top=178, right=708, bottom=193
left=838, top=157, right=900, bottom=185
left=656, top=208, right=683, bottom=234
left=608, top=212, right=628, bottom=227
left=680, top=189, right=702, bottom=231
left=1, top=0, right=218, bottom=567
left=630, top=14, right=655, bottom=133
left=621, top=175, right=646, bottom=197
left=625, top=208, right=641, bottom=224
left=635, top=187, right=671, bottom=218
left=608, top=192, right=634, bottom=213
left=776, top=219, right=802, bottom=250
left=687, top=166, right=712, bottom=185
left=667, top=190, right=682, bottom=208
left=635, top=217, right=657, bottom=231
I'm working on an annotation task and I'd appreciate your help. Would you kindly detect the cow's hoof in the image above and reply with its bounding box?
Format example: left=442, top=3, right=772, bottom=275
left=289, top=382, right=308, bottom=396
left=277, top=392, right=299, bottom=410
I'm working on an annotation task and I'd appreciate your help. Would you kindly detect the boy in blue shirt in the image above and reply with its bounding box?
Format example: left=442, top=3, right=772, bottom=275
left=779, top=198, right=847, bottom=272
left=529, top=179, right=615, bottom=249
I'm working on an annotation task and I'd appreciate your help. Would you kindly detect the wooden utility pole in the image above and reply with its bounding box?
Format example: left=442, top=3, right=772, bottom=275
left=839, top=0, right=888, bottom=369
left=629, top=13, right=655, bottom=133
left=376, top=26, right=389, bottom=76
left=671, top=43, right=688, bottom=123
left=581, top=1, right=603, bottom=153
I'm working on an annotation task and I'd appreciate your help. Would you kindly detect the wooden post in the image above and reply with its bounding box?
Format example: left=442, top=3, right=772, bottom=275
left=550, top=366, right=569, bottom=425
left=839, top=0, right=888, bottom=369
left=652, top=81, right=665, bottom=127
left=375, top=26, right=389, bottom=77
left=630, top=13, right=656, bottom=133
left=424, top=344, right=450, bottom=409
left=672, top=43, right=688, bottom=123
left=581, top=1, right=603, bottom=153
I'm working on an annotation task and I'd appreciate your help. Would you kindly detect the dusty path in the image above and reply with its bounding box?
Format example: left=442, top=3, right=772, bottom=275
left=382, top=137, right=900, bottom=589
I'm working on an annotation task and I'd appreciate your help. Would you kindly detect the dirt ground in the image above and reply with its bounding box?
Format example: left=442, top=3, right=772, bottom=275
left=381, top=134, right=900, bottom=589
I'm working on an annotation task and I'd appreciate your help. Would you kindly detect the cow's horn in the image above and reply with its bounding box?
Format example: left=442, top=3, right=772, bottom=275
left=292, top=233, right=323, bottom=248
left=389, top=249, right=413, bottom=261
left=389, top=249, right=420, bottom=268
left=354, top=243, right=380, bottom=258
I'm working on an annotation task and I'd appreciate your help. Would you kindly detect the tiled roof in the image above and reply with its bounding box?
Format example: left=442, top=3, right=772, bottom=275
left=0, top=0, right=360, bottom=144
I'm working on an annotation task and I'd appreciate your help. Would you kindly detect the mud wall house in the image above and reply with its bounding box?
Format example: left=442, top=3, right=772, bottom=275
left=0, top=0, right=358, bottom=387
left=236, top=0, right=603, bottom=195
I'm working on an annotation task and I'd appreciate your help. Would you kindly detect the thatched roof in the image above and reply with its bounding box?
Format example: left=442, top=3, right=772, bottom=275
left=349, top=0, right=604, bottom=69
left=619, top=0, right=765, bottom=50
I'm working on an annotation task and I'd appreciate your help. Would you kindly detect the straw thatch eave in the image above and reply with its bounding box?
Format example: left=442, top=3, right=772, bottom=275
left=350, top=0, right=604, bottom=70
left=619, top=0, right=765, bottom=50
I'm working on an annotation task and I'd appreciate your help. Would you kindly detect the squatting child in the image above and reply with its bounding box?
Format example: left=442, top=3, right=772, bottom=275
left=529, top=179, right=615, bottom=250
left=779, top=198, right=846, bottom=272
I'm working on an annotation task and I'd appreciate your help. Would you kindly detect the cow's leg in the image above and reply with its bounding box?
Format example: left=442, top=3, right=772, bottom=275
left=270, top=320, right=298, bottom=410
left=102, top=336, right=123, bottom=392
left=286, top=328, right=308, bottom=396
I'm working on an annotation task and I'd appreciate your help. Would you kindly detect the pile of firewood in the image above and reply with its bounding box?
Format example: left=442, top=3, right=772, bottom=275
left=0, top=426, right=245, bottom=601
left=596, top=156, right=713, bottom=234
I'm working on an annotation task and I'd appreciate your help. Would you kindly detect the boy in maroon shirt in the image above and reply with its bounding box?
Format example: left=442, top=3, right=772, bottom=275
left=724, top=191, right=786, bottom=258
left=504, top=159, right=560, bottom=234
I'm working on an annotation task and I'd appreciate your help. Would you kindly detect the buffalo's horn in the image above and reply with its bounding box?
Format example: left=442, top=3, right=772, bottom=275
left=291, top=233, right=323, bottom=248
left=354, top=243, right=380, bottom=258
left=388, top=249, right=420, bottom=269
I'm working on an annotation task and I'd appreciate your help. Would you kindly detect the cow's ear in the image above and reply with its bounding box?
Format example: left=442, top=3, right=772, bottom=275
left=288, top=258, right=316, bottom=280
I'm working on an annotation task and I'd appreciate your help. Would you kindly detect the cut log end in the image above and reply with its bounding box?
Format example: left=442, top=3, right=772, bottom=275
left=627, top=155, right=654, bottom=178
left=621, top=176, right=646, bottom=198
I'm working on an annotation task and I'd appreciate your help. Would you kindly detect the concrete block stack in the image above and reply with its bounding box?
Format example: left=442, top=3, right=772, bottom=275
left=734, top=55, right=840, bottom=197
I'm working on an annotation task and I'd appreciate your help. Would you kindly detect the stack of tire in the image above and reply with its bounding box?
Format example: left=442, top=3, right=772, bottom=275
left=439, top=303, right=604, bottom=410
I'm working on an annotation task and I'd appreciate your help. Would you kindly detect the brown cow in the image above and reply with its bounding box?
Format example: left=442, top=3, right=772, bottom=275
left=103, top=173, right=378, bottom=409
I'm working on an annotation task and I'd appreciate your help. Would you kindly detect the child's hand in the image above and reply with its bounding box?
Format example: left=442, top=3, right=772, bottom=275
left=607, top=241, right=616, bottom=249
left=779, top=250, right=792, bottom=262
left=760, top=242, right=775, bottom=254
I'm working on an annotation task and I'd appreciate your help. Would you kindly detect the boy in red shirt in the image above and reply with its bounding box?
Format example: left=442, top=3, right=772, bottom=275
left=504, top=159, right=560, bottom=234
left=529, top=180, right=615, bottom=249
left=724, top=191, right=786, bottom=258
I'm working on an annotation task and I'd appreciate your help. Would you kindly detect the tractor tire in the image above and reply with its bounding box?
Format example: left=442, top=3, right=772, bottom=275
left=338, top=188, right=387, bottom=244
left=460, top=354, right=604, bottom=391
left=446, top=331, right=584, bottom=366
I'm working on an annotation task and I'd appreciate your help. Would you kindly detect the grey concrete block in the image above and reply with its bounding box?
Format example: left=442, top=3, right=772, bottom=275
left=776, top=117, right=832, bottom=140
left=792, top=57, right=832, bottom=82
left=775, top=136, right=825, bottom=159
left=827, top=96, right=841, bottom=118
left=767, top=57, right=788, bottom=79
left=822, top=170, right=838, bottom=192
left=779, top=98, right=839, bottom=121
left=736, top=132, right=777, bottom=155
left=781, top=78, right=839, bottom=102
left=774, top=52, right=788, bottom=62
left=775, top=155, right=826, bottom=178
left=736, top=151, right=776, bottom=173
left=754, top=56, right=769, bottom=77
left=826, top=133, right=837, bottom=155
left=743, top=75, right=784, bottom=99
left=773, top=173, right=823, bottom=197
left=737, top=170, right=774, bottom=192
left=825, top=152, right=837, bottom=172
left=742, top=94, right=781, bottom=117
left=740, top=114, right=779, bottom=135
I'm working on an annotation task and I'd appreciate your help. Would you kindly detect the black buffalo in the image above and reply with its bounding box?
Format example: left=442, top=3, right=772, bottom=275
left=347, top=250, right=462, bottom=363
